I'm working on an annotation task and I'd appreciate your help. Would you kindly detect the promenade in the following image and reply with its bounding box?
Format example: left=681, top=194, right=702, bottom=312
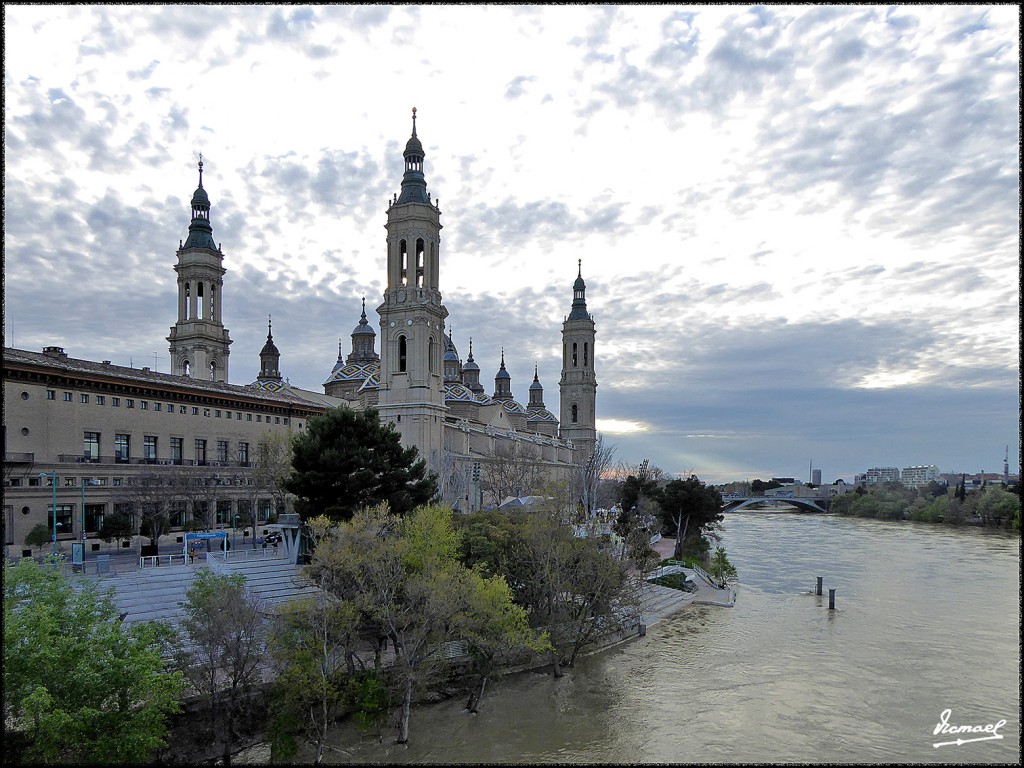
left=636, top=535, right=736, bottom=629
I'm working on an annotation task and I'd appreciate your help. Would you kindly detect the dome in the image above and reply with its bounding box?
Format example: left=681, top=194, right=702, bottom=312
left=404, top=134, right=424, bottom=156
left=443, top=331, right=460, bottom=362
left=260, top=337, right=280, bottom=356
left=191, top=185, right=210, bottom=207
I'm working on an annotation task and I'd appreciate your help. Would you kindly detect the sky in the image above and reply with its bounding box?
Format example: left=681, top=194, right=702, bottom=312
left=3, top=4, right=1020, bottom=485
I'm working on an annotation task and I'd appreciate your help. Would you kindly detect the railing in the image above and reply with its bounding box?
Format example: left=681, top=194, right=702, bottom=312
left=207, top=546, right=282, bottom=564
left=692, top=563, right=724, bottom=589
left=139, top=553, right=188, bottom=568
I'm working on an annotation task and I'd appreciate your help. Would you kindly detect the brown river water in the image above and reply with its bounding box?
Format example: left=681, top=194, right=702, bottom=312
left=273, top=512, right=1020, bottom=764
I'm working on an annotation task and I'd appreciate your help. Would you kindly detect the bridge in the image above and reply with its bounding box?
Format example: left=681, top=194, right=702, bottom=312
left=721, top=495, right=831, bottom=514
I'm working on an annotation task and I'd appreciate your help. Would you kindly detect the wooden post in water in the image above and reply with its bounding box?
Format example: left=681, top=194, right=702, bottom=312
left=828, top=588, right=836, bottom=610
left=639, top=623, right=647, bottom=637
left=816, top=576, right=823, bottom=596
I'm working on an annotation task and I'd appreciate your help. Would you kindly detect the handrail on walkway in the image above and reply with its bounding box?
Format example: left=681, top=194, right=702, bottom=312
left=207, top=546, right=282, bottom=564
left=139, top=554, right=188, bottom=568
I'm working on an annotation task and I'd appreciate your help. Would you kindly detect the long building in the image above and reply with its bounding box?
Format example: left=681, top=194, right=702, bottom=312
left=3, top=111, right=597, bottom=557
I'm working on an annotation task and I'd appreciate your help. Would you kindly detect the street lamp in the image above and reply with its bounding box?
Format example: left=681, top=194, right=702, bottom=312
left=39, top=471, right=58, bottom=558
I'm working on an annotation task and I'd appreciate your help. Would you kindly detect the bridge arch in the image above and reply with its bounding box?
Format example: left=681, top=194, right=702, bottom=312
left=722, top=497, right=828, bottom=514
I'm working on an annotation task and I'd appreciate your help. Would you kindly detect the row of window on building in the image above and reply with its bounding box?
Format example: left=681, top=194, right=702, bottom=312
left=70, top=432, right=253, bottom=465
left=861, top=465, right=940, bottom=487
left=41, top=389, right=291, bottom=425
left=33, top=497, right=277, bottom=537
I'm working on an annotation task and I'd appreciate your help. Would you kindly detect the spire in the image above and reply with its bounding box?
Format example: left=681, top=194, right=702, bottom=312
left=493, top=348, right=512, bottom=400
left=567, top=258, right=591, bottom=321
left=397, top=107, right=430, bottom=205
left=183, top=156, right=216, bottom=250
left=462, top=337, right=483, bottom=393
left=443, top=328, right=462, bottom=384
left=529, top=363, right=545, bottom=408
left=347, top=296, right=378, bottom=364
left=258, top=314, right=282, bottom=382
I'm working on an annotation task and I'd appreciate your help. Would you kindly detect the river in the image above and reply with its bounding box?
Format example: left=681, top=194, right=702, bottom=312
left=311, top=512, right=1020, bottom=764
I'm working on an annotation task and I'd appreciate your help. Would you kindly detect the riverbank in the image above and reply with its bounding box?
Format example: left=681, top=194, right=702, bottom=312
left=165, top=539, right=735, bottom=764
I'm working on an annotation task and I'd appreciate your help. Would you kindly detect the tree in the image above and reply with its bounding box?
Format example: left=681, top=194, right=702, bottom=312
left=116, top=471, right=173, bottom=548
left=479, top=440, right=548, bottom=508
left=496, top=510, right=630, bottom=677
left=571, top=433, right=616, bottom=518
left=658, top=475, right=724, bottom=560
left=24, top=522, right=53, bottom=553
left=306, top=503, right=543, bottom=744
left=253, top=430, right=294, bottom=518
left=98, top=510, right=135, bottom=548
left=286, top=407, right=436, bottom=522
left=175, top=570, right=265, bottom=767
left=268, top=589, right=360, bottom=764
left=3, top=559, right=183, bottom=764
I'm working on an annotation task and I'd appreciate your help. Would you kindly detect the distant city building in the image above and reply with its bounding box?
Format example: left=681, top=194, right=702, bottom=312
left=863, top=467, right=900, bottom=484
left=771, top=477, right=796, bottom=485
left=900, top=465, right=939, bottom=488
left=811, top=469, right=822, bottom=485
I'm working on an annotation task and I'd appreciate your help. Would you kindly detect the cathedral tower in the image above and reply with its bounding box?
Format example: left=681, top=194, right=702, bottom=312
left=559, top=260, right=597, bottom=462
left=376, top=109, right=448, bottom=471
left=167, top=158, right=232, bottom=381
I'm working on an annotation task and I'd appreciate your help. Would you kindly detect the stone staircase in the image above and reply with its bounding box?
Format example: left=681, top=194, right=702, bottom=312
left=215, top=557, right=320, bottom=610
left=93, top=555, right=320, bottom=633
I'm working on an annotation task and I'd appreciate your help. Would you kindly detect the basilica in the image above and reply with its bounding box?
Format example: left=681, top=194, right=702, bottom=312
left=1, top=111, right=598, bottom=554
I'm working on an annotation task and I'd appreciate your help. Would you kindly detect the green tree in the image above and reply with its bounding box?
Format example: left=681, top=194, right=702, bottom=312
left=658, top=475, right=724, bottom=560
left=306, top=504, right=544, bottom=744
left=268, top=588, right=360, bottom=763
left=24, top=522, right=53, bottom=553
left=175, top=570, right=265, bottom=767
left=286, top=407, right=437, bottom=522
left=3, top=559, right=183, bottom=764
left=460, top=570, right=551, bottom=713
left=99, top=509, right=135, bottom=548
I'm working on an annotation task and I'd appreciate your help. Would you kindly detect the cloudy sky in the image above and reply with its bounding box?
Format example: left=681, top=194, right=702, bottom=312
left=4, top=5, right=1019, bottom=484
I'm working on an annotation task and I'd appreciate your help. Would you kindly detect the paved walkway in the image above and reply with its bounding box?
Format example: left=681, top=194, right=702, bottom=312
left=637, top=535, right=736, bottom=629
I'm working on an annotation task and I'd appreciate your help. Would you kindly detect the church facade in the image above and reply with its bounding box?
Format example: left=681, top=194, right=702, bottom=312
left=322, top=111, right=597, bottom=510
left=2, top=111, right=599, bottom=555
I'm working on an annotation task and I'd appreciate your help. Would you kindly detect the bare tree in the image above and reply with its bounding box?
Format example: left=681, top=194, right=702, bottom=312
left=479, top=441, right=547, bottom=508
left=252, top=431, right=293, bottom=519
left=115, top=471, right=172, bottom=548
left=572, top=433, right=616, bottom=518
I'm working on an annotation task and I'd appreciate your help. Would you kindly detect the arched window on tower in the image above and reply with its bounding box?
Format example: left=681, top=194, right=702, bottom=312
left=209, top=360, right=217, bottom=381
left=185, top=283, right=191, bottom=320
left=571, top=404, right=578, bottom=423
left=398, top=335, right=407, bottom=372
left=183, top=360, right=191, bottom=377
left=416, top=239, right=425, bottom=288
left=428, top=335, right=435, bottom=373
left=572, top=342, right=578, bottom=367
left=210, top=286, right=216, bottom=322
left=399, top=240, right=408, bottom=286
left=583, top=342, right=588, bottom=368
left=197, top=282, right=205, bottom=320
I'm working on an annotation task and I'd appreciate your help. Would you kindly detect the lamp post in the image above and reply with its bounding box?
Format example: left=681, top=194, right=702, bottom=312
left=39, top=471, right=58, bottom=558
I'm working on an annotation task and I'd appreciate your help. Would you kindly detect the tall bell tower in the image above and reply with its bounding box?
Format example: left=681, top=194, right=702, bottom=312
left=167, top=157, right=232, bottom=381
left=376, top=109, right=448, bottom=473
left=559, top=260, right=597, bottom=463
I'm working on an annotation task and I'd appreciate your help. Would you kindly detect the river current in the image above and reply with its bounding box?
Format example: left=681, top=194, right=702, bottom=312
left=314, top=512, right=1020, bottom=764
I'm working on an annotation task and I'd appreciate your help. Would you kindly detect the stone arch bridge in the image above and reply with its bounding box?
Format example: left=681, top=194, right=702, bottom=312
left=721, top=496, right=831, bottom=513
